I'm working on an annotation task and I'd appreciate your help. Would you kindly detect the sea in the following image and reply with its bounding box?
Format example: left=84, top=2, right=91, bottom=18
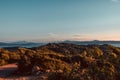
left=0, top=44, right=45, bottom=48
left=110, top=44, right=120, bottom=47
left=0, top=43, right=120, bottom=48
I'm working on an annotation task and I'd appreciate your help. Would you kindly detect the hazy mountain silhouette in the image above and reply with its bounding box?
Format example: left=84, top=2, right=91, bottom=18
left=0, top=40, right=120, bottom=48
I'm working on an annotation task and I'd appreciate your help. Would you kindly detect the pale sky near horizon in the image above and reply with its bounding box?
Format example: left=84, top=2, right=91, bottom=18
left=0, top=0, right=120, bottom=42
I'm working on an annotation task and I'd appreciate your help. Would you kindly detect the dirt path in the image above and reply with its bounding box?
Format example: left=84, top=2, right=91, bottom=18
left=0, top=63, right=18, bottom=78
left=0, top=64, right=47, bottom=80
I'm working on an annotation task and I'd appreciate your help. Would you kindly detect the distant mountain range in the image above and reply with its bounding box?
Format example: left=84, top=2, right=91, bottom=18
left=63, top=40, right=120, bottom=44
left=0, top=40, right=120, bottom=48
left=63, top=40, right=120, bottom=47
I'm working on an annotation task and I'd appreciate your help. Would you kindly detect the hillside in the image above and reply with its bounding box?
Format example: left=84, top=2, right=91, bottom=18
left=0, top=43, right=120, bottom=80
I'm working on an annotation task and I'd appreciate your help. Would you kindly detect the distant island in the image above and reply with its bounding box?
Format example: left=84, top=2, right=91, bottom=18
left=0, top=40, right=120, bottom=48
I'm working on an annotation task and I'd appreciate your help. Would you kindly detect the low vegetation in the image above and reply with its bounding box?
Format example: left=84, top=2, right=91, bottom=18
left=0, top=43, right=120, bottom=80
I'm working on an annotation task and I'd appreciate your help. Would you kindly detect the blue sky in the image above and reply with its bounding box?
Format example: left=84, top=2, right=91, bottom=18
left=0, top=0, right=120, bottom=42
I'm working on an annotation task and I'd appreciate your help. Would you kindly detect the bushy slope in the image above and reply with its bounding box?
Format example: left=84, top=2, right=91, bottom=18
left=0, top=43, right=120, bottom=80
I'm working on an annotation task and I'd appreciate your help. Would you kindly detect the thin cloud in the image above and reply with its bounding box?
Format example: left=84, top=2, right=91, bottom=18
left=48, top=33, right=58, bottom=37
left=72, top=34, right=89, bottom=38
left=111, top=0, right=119, bottom=2
left=73, top=34, right=83, bottom=37
left=72, top=34, right=91, bottom=41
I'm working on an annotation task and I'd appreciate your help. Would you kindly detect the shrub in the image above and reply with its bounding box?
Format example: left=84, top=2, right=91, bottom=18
left=0, top=59, right=7, bottom=66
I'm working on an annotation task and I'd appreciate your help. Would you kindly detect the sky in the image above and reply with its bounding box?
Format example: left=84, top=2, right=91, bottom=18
left=0, top=0, right=120, bottom=42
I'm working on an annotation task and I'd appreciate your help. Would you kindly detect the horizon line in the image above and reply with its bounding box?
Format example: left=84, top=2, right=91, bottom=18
left=1, top=39, right=120, bottom=43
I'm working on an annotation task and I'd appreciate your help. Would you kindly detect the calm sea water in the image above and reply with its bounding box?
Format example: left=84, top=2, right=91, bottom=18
left=0, top=44, right=44, bottom=48
left=0, top=43, right=120, bottom=48
left=110, top=44, right=120, bottom=47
